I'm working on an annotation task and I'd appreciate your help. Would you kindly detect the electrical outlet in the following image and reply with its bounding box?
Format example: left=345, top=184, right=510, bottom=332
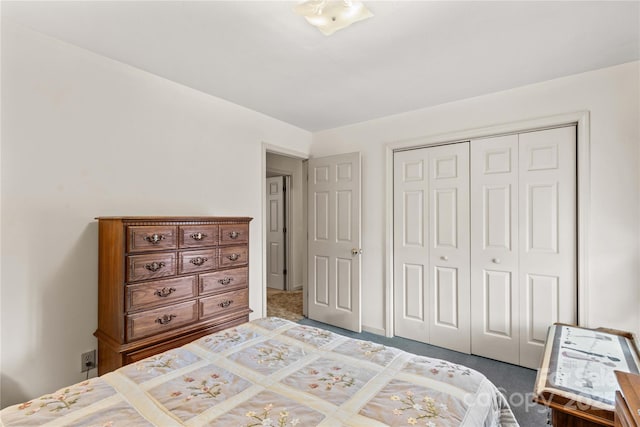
left=81, top=350, right=96, bottom=373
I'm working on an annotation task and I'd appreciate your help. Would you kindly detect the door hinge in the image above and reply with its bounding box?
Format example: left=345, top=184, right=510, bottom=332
left=283, top=227, right=287, bottom=233
left=283, top=269, right=287, bottom=275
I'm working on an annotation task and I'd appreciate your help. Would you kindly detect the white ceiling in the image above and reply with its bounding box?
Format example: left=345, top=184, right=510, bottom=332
left=2, top=1, right=639, bottom=132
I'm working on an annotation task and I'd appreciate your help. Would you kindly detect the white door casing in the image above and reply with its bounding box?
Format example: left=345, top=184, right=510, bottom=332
left=394, top=143, right=470, bottom=352
left=308, top=152, right=362, bottom=332
left=266, top=176, right=285, bottom=290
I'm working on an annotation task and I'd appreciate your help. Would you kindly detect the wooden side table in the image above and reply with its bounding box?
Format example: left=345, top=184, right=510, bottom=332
left=534, top=324, right=640, bottom=426
left=615, top=371, right=640, bottom=427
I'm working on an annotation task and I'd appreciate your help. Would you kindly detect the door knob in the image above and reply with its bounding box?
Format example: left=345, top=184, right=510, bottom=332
left=351, top=248, right=363, bottom=256
left=492, top=258, right=501, bottom=264
left=440, top=256, right=448, bottom=261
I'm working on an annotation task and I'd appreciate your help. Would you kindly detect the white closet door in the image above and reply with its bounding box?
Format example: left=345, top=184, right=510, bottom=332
left=470, top=126, right=576, bottom=368
left=518, top=126, right=576, bottom=369
left=428, top=143, right=470, bottom=353
left=394, top=143, right=470, bottom=353
left=470, top=134, right=520, bottom=364
left=393, top=149, right=430, bottom=342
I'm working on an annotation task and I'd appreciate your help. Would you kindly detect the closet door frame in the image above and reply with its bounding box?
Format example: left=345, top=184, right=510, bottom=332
left=384, top=111, right=591, bottom=338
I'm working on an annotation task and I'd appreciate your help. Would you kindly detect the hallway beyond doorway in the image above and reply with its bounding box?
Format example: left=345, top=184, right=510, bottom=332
left=267, top=288, right=303, bottom=321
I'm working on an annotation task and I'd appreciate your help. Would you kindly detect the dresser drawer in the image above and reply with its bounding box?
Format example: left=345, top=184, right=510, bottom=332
left=127, top=226, right=177, bottom=252
left=127, top=253, right=177, bottom=282
left=179, top=225, right=218, bottom=248
left=220, top=224, right=249, bottom=245
left=219, top=245, right=248, bottom=268
left=126, top=276, right=197, bottom=312
left=199, top=267, right=248, bottom=295
left=126, top=300, right=198, bottom=341
left=199, top=289, right=249, bottom=320
left=179, top=249, right=217, bottom=275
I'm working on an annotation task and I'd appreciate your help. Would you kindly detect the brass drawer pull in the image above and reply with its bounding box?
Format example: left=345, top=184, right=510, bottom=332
left=229, top=231, right=240, bottom=239
left=156, top=314, right=176, bottom=325
left=144, top=234, right=166, bottom=245
left=190, top=257, right=208, bottom=266
left=219, top=300, right=233, bottom=308
left=190, top=232, right=207, bottom=241
left=227, top=253, right=240, bottom=261
left=154, top=287, right=176, bottom=297
left=145, top=261, right=166, bottom=272
left=218, top=277, right=234, bottom=285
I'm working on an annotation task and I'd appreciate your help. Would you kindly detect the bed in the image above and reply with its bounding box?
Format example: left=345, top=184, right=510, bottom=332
left=1, top=317, right=518, bottom=426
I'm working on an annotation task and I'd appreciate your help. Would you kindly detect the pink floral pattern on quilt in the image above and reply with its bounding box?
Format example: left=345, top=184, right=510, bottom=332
left=227, top=339, right=307, bottom=375
left=120, top=348, right=201, bottom=384
left=359, top=379, right=466, bottom=426
left=148, top=365, right=251, bottom=421
left=195, top=325, right=260, bottom=353
left=208, top=391, right=325, bottom=426
left=332, top=338, right=401, bottom=366
left=0, top=378, right=115, bottom=426
left=284, top=325, right=340, bottom=348
left=281, top=357, right=376, bottom=405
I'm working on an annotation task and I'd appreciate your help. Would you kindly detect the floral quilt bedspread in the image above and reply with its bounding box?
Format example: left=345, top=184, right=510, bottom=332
left=1, top=317, right=518, bottom=426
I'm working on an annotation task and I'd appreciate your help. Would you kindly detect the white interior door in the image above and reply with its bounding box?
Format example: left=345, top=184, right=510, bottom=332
left=266, top=176, right=285, bottom=290
left=308, top=152, right=362, bottom=332
left=470, top=134, right=520, bottom=364
left=518, top=126, right=576, bottom=369
left=394, top=143, right=470, bottom=353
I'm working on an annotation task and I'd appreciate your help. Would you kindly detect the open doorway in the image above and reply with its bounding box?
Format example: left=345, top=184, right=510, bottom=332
left=265, top=151, right=306, bottom=322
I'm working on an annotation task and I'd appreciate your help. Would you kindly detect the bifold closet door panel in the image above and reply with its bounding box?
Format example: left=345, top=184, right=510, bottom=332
left=393, top=143, right=470, bottom=353
left=518, top=126, right=577, bottom=369
left=393, top=149, right=430, bottom=342
left=470, top=134, right=520, bottom=365
left=427, top=143, right=470, bottom=353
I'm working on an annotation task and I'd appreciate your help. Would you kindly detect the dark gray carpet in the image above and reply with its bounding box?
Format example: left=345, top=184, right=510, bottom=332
left=298, top=318, right=549, bottom=427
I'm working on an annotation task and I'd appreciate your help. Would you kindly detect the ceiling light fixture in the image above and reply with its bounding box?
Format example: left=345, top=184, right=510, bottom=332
left=293, top=0, right=373, bottom=36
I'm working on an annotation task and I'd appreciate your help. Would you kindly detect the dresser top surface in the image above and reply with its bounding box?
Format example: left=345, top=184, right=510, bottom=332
left=96, top=216, right=253, bottom=222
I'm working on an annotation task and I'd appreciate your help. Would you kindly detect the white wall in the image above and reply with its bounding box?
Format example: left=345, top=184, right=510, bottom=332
left=312, top=61, right=640, bottom=339
left=0, top=22, right=311, bottom=407
left=266, top=152, right=306, bottom=291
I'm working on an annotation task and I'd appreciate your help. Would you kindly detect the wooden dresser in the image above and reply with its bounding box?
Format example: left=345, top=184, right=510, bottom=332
left=615, top=371, right=640, bottom=427
left=94, top=216, right=252, bottom=374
